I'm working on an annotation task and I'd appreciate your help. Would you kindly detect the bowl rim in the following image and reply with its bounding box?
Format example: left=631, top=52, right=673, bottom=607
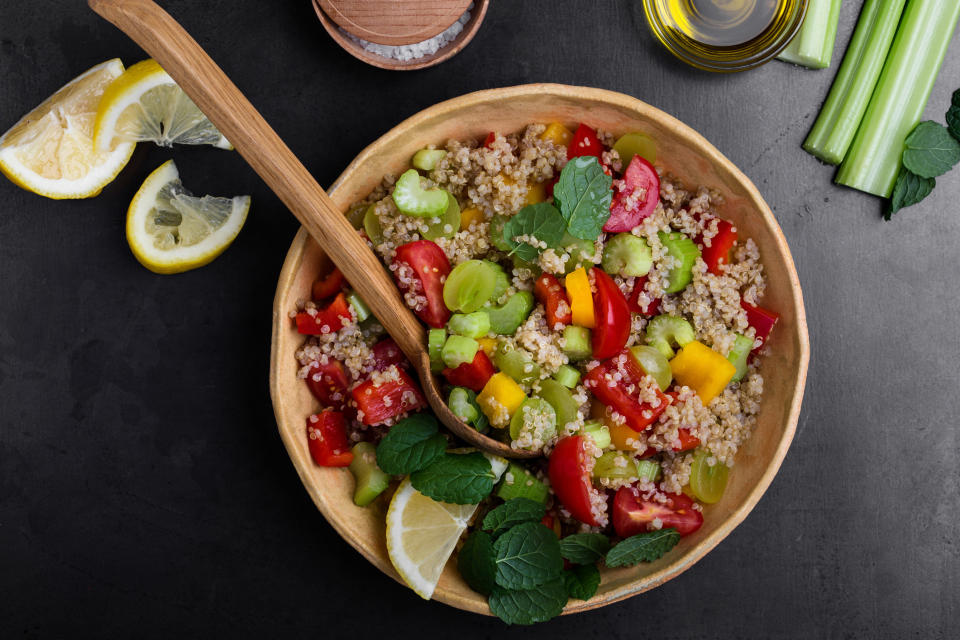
left=270, top=83, right=810, bottom=615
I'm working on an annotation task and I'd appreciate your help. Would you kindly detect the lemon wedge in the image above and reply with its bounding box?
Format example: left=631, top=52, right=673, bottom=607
left=385, top=453, right=506, bottom=600
left=0, top=58, right=135, bottom=199
left=94, top=59, right=231, bottom=152
left=126, top=159, right=249, bottom=274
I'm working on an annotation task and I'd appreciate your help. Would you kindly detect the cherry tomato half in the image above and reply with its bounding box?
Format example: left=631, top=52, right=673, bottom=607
left=591, top=268, right=631, bottom=359
left=392, top=240, right=451, bottom=328
left=567, top=123, right=604, bottom=159
left=549, top=435, right=601, bottom=527
left=604, top=155, right=660, bottom=233
left=612, top=485, right=703, bottom=537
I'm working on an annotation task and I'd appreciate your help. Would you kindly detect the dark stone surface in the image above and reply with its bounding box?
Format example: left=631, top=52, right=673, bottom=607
left=1, top=1, right=958, bottom=637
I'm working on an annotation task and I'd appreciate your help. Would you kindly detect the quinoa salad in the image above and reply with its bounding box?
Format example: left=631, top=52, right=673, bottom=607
left=291, top=123, right=780, bottom=623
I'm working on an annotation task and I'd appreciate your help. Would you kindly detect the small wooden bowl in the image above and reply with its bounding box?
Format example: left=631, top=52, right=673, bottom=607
left=270, top=85, right=810, bottom=615
left=313, top=0, right=490, bottom=71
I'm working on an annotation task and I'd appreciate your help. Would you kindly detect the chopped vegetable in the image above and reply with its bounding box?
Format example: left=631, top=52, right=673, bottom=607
left=698, top=218, right=737, bottom=276
left=362, top=203, right=383, bottom=245
left=442, top=350, right=494, bottom=393
left=295, top=292, right=352, bottom=335
left=548, top=436, right=601, bottom=526
left=442, top=335, right=479, bottom=369
left=346, top=290, right=371, bottom=322
left=443, top=259, right=499, bottom=314
left=349, top=441, right=390, bottom=506
left=776, top=0, right=842, bottom=69
left=604, top=155, right=659, bottom=232
left=562, top=325, right=592, bottom=361
left=552, top=364, right=581, bottom=389
left=612, top=486, right=702, bottom=537
left=460, top=206, right=485, bottom=229
left=476, top=337, right=497, bottom=358
left=585, top=350, right=670, bottom=432
left=567, top=123, right=603, bottom=159
left=669, top=341, right=737, bottom=404
left=689, top=449, right=729, bottom=504
left=536, top=379, right=580, bottom=430
left=601, top=233, right=652, bottom=277
left=590, top=268, right=631, bottom=359
left=305, top=358, right=350, bottom=410
left=836, top=0, right=960, bottom=197
left=370, top=338, right=406, bottom=372
left=741, top=300, right=779, bottom=353
left=803, top=0, right=907, bottom=164
left=448, top=311, right=491, bottom=339
left=540, top=122, right=574, bottom=147
left=628, top=344, right=672, bottom=391
left=645, top=314, right=696, bottom=359
left=726, top=334, right=756, bottom=382
left=427, top=328, right=446, bottom=372
left=419, top=194, right=461, bottom=241
left=477, top=372, right=527, bottom=428
left=509, top=397, right=557, bottom=443
left=306, top=409, right=353, bottom=467
left=580, top=421, right=611, bottom=449
left=592, top=451, right=643, bottom=480
left=311, top=267, right=344, bottom=300
left=392, top=240, right=451, bottom=328
left=627, top=275, right=660, bottom=316
left=484, top=290, right=534, bottom=335
left=565, top=266, right=595, bottom=328
left=493, top=343, right=541, bottom=386
left=658, top=232, right=700, bottom=293
left=351, top=369, right=426, bottom=426
left=612, top=132, right=656, bottom=166
left=391, top=168, right=450, bottom=217
left=534, top=273, right=572, bottom=329
left=412, top=148, right=447, bottom=171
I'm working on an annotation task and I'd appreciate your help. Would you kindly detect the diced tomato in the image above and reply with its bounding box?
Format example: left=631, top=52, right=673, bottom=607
left=534, top=273, right=572, bottom=329
left=567, top=124, right=604, bottom=159
left=591, top=268, right=631, bottom=359
left=351, top=368, right=426, bottom=426
left=675, top=428, right=700, bottom=452
left=612, top=485, right=703, bottom=537
left=392, top=240, right=451, bottom=328
left=626, top=275, right=661, bottom=316
left=442, top=350, right=495, bottom=393
left=604, top=155, right=660, bottom=232
left=548, top=436, right=601, bottom=527
left=311, top=267, right=345, bottom=301
left=295, top=293, right=353, bottom=335
left=306, top=409, right=354, bottom=467
left=370, top=338, right=408, bottom=372
left=741, top=300, right=779, bottom=353
left=483, top=131, right=496, bottom=148
left=584, top=350, right=670, bottom=432
left=305, top=359, right=351, bottom=409
left=699, top=219, right=737, bottom=275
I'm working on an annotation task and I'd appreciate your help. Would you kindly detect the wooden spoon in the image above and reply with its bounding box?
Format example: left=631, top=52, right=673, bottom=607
left=87, top=0, right=538, bottom=459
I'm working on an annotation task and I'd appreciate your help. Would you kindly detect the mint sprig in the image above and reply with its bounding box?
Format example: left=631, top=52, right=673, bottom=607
left=902, top=121, right=960, bottom=179
left=559, top=532, right=611, bottom=565
left=887, top=169, right=935, bottom=220
left=553, top=156, right=613, bottom=241
left=458, top=530, right=497, bottom=596
left=493, top=522, right=563, bottom=590
left=605, top=528, right=681, bottom=567
left=501, top=203, right=566, bottom=262
left=946, top=89, right=960, bottom=141
left=488, top=578, right=567, bottom=626
left=482, top=498, right=546, bottom=538
left=374, top=413, right=446, bottom=475
left=410, top=452, right=495, bottom=504
left=563, top=563, right=601, bottom=601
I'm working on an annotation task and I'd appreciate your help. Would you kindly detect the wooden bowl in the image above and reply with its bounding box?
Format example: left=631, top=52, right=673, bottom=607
left=269, top=84, right=810, bottom=615
left=313, top=0, right=490, bottom=71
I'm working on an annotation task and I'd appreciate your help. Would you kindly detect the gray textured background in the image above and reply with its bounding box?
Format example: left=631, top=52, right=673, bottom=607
left=1, top=1, right=957, bottom=637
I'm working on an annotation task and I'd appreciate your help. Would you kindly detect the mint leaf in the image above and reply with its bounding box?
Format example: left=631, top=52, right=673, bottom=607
left=502, top=203, right=566, bottom=262
left=554, top=156, right=613, bottom=241
left=482, top=498, right=546, bottom=538
left=493, top=521, right=563, bottom=589
left=375, top=413, right=446, bottom=475
left=488, top=578, right=567, bottom=625
left=458, top=530, right=497, bottom=596
left=886, top=168, right=935, bottom=220
left=410, top=452, right=495, bottom=504
left=563, top=563, right=600, bottom=601
left=605, top=528, right=681, bottom=567
left=559, top=533, right=611, bottom=565
left=946, top=90, right=960, bottom=141
left=902, top=121, right=960, bottom=178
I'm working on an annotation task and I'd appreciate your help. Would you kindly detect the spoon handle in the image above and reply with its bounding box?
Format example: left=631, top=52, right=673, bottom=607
left=88, top=0, right=427, bottom=362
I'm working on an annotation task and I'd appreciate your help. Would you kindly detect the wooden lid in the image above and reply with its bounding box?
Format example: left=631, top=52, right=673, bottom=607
left=317, top=0, right=473, bottom=46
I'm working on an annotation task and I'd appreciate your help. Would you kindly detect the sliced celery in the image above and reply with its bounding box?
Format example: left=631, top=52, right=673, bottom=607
left=448, top=311, right=491, bottom=339
left=562, top=325, right=592, bottom=361
left=803, top=0, right=907, bottom=164
left=601, top=233, right=652, bottom=277
left=552, top=364, right=581, bottom=388
left=449, top=387, right=481, bottom=427
left=727, top=334, right=756, bottom=383
left=645, top=315, right=695, bottom=359
left=412, top=148, right=447, bottom=171
left=509, top=397, right=557, bottom=443
left=441, top=335, right=479, bottom=369
left=777, top=0, right=842, bottom=69
left=592, top=452, right=641, bottom=480
left=636, top=459, right=660, bottom=484
left=581, top=421, right=611, bottom=449
left=428, top=328, right=446, bottom=372
left=536, top=379, right=579, bottom=430
left=493, top=343, right=541, bottom=386
left=628, top=344, right=672, bottom=390
left=658, top=232, right=699, bottom=293
left=419, top=194, right=461, bottom=241
left=836, top=0, right=960, bottom=197
left=349, top=442, right=390, bottom=507
left=391, top=169, right=449, bottom=217
left=484, top=291, right=534, bottom=335
left=346, top=290, right=370, bottom=323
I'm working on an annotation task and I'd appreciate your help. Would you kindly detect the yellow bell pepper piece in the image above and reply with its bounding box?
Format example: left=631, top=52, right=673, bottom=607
left=477, top=372, right=527, bottom=428
left=669, top=341, right=736, bottom=405
left=477, top=337, right=497, bottom=358
left=565, top=267, right=595, bottom=328
left=541, top=122, right=573, bottom=147
left=591, top=402, right=642, bottom=451
left=523, top=182, right=547, bottom=206
left=460, top=207, right=485, bottom=229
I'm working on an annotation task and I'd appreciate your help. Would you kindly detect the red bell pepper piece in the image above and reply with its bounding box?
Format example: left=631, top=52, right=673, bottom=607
left=741, top=300, right=779, bottom=353
left=311, top=267, right=345, bottom=301
left=612, top=486, right=703, bottom=537
left=442, top=350, right=495, bottom=393
left=370, top=338, right=408, bottom=372
left=585, top=350, right=669, bottom=432
left=591, top=268, right=631, bottom=359
left=534, top=273, right=572, bottom=329
left=483, top=131, right=496, bottom=148
left=604, top=155, right=660, bottom=232
left=351, top=368, right=426, bottom=426
left=392, top=240, right=451, bottom=329
left=548, top=436, right=602, bottom=527
left=627, top=275, right=661, bottom=316
left=305, top=358, right=351, bottom=409
left=699, top=219, right=737, bottom=275
left=295, top=293, right=353, bottom=335
left=567, top=123, right=604, bottom=159
left=306, top=409, right=354, bottom=467
left=545, top=174, right=560, bottom=199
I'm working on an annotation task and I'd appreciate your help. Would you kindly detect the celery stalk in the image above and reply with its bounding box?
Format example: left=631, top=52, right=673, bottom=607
left=837, top=0, right=960, bottom=197
left=777, top=0, right=843, bottom=69
left=803, top=0, right=907, bottom=164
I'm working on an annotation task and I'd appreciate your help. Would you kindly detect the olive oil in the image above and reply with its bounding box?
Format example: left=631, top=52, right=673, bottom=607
left=643, top=0, right=807, bottom=71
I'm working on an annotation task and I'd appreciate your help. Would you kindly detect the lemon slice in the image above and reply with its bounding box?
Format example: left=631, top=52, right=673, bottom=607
left=385, top=453, right=507, bottom=600
left=0, top=59, right=135, bottom=199
left=94, top=59, right=231, bottom=152
left=126, top=159, right=249, bottom=274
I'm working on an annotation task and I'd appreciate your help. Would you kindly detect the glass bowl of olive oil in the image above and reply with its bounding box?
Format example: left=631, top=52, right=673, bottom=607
left=643, top=0, right=807, bottom=72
